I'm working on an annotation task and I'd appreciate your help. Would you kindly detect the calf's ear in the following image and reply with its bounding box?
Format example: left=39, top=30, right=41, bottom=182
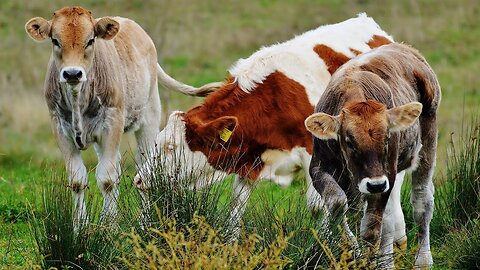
left=387, top=102, right=423, bottom=132
left=305, top=113, right=340, bottom=140
left=25, top=17, right=51, bottom=41
left=95, top=17, right=120, bottom=40
left=199, top=116, right=238, bottom=142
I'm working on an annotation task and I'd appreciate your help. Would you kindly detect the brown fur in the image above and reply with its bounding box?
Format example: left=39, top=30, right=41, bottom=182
left=350, top=48, right=362, bottom=56
left=313, top=35, right=392, bottom=76
left=309, top=43, right=441, bottom=259
left=184, top=72, right=314, bottom=180
left=367, top=34, right=392, bottom=49
left=313, top=44, right=351, bottom=75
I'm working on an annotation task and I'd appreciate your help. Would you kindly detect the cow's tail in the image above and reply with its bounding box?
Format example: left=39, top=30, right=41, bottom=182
left=156, top=63, right=223, bottom=97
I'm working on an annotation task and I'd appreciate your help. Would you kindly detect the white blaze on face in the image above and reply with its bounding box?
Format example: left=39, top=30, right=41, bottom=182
left=358, top=175, right=389, bottom=194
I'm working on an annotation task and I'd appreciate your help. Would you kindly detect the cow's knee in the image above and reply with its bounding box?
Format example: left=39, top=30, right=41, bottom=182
left=411, top=182, right=434, bottom=222
left=96, top=164, right=120, bottom=195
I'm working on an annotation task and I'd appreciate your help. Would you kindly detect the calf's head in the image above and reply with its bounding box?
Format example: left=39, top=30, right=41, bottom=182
left=134, top=112, right=233, bottom=190
left=25, top=6, right=119, bottom=89
left=305, top=100, right=422, bottom=194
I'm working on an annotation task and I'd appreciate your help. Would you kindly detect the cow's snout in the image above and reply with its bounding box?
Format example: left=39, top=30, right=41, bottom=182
left=358, top=175, right=389, bottom=194
left=60, top=67, right=87, bottom=84
left=366, top=180, right=387, bottom=193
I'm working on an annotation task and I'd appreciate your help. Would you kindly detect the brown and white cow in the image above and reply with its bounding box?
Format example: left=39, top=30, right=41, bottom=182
left=25, top=6, right=219, bottom=230
left=305, top=43, right=441, bottom=268
left=135, top=14, right=393, bottom=234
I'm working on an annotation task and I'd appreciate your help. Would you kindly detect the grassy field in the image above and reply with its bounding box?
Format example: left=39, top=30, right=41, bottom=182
left=0, top=0, right=479, bottom=268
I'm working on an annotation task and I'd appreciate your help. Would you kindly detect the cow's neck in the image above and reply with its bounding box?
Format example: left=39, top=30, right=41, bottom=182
left=60, top=80, right=94, bottom=149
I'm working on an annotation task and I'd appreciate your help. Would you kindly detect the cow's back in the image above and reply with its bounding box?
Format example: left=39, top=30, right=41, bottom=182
left=92, top=17, right=159, bottom=130
left=321, top=43, right=440, bottom=115
left=228, top=13, right=393, bottom=106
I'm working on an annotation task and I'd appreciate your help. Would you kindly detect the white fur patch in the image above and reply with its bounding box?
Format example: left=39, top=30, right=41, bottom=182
left=228, top=13, right=393, bottom=105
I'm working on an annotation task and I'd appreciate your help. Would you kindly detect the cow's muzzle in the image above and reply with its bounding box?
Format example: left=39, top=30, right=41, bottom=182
left=60, top=66, right=87, bottom=84
left=358, top=175, right=389, bottom=194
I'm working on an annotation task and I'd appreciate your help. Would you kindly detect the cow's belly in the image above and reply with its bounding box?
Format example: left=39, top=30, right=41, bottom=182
left=258, top=148, right=303, bottom=179
left=397, top=139, right=422, bottom=172
left=124, top=106, right=144, bottom=132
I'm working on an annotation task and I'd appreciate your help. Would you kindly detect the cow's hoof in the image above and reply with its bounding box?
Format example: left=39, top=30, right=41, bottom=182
left=395, top=236, right=407, bottom=251
left=414, top=251, right=433, bottom=269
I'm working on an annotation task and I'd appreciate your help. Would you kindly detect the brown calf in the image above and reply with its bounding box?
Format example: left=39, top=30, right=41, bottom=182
left=305, top=43, right=441, bottom=268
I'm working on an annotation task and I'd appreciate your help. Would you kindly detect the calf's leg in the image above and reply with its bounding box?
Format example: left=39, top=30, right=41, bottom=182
left=134, top=92, right=161, bottom=224
left=411, top=116, right=437, bottom=268
left=228, top=175, right=253, bottom=240
left=53, top=118, right=88, bottom=232
left=96, top=109, right=124, bottom=221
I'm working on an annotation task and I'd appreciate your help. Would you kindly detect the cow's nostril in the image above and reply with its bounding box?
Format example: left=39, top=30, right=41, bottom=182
left=63, top=69, right=83, bottom=81
left=366, top=181, right=387, bottom=193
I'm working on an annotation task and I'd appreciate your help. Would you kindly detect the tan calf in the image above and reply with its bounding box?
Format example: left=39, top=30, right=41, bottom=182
left=25, top=6, right=218, bottom=230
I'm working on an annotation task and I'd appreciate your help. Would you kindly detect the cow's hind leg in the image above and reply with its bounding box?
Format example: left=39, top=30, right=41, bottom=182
left=411, top=116, right=437, bottom=268
left=134, top=88, right=162, bottom=225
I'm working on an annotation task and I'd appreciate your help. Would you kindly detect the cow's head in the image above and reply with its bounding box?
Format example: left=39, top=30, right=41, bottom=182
left=134, top=112, right=228, bottom=190
left=305, top=100, right=422, bottom=194
left=25, top=6, right=119, bottom=89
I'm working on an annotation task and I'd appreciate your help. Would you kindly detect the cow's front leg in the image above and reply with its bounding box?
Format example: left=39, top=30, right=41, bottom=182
left=227, top=175, right=253, bottom=241
left=311, top=170, right=355, bottom=242
left=360, top=194, right=389, bottom=251
left=95, top=109, right=124, bottom=222
left=52, top=117, right=88, bottom=232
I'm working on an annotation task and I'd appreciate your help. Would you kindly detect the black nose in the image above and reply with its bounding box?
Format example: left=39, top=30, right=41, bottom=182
left=63, top=69, right=83, bottom=82
left=366, top=181, right=387, bottom=193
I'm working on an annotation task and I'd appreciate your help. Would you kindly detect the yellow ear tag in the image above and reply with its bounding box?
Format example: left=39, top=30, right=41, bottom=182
left=219, top=128, right=233, bottom=142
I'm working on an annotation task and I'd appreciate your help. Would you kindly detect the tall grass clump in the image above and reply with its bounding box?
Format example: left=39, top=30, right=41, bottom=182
left=442, top=219, right=480, bottom=269
left=29, top=175, right=125, bottom=269
left=436, top=121, right=480, bottom=228
left=137, top=145, right=234, bottom=236
left=432, top=120, right=480, bottom=268
left=242, top=191, right=328, bottom=268
left=242, top=187, right=402, bottom=269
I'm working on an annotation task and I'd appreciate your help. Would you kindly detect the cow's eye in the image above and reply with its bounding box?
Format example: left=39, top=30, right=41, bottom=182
left=86, top=38, right=95, bottom=48
left=346, top=140, right=354, bottom=149
left=51, top=38, right=60, bottom=48
left=345, top=136, right=355, bottom=150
